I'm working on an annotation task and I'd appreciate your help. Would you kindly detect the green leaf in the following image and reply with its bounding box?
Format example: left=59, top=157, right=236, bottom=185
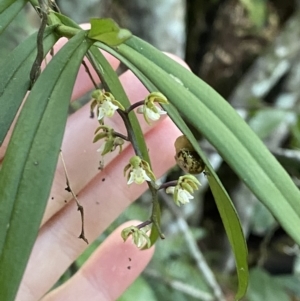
left=88, top=18, right=131, bottom=46
left=274, top=275, right=300, bottom=298
left=107, top=34, right=300, bottom=297
left=0, top=0, right=27, bottom=34
left=104, top=38, right=248, bottom=299
left=0, top=26, right=58, bottom=145
left=0, top=0, right=19, bottom=13
left=53, top=11, right=82, bottom=29
left=290, top=116, right=300, bottom=149
left=119, top=37, right=300, bottom=252
left=169, top=110, right=248, bottom=300
left=0, top=30, right=91, bottom=301
left=247, top=268, right=290, bottom=301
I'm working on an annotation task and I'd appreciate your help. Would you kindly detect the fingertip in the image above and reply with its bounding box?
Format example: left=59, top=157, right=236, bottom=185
left=42, top=221, right=154, bottom=301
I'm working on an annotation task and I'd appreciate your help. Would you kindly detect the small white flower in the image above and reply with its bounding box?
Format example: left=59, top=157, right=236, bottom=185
left=127, top=167, right=152, bottom=185
left=137, top=105, right=167, bottom=122
left=124, top=156, right=155, bottom=185
left=177, top=188, right=194, bottom=205
left=166, top=186, right=194, bottom=206
left=135, top=235, right=146, bottom=248
left=98, top=99, right=119, bottom=120
left=132, top=229, right=151, bottom=249
left=121, top=225, right=151, bottom=249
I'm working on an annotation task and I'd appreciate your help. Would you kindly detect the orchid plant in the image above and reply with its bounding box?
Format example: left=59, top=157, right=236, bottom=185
left=1, top=1, right=300, bottom=300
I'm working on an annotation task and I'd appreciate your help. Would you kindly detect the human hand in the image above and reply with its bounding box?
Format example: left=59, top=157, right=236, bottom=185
left=0, top=36, right=184, bottom=300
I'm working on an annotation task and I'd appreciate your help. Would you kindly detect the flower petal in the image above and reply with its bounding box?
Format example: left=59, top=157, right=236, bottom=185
left=102, top=100, right=119, bottom=117
left=97, top=108, right=105, bottom=120
left=178, top=188, right=194, bottom=205
left=155, top=106, right=167, bottom=115
left=166, top=186, right=175, bottom=194
left=96, top=143, right=105, bottom=153
left=145, top=107, right=161, bottom=121
left=127, top=171, right=135, bottom=185
left=127, top=167, right=151, bottom=185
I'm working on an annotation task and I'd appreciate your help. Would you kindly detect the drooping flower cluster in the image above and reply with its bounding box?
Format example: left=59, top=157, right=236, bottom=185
left=88, top=89, right=203, bottom=248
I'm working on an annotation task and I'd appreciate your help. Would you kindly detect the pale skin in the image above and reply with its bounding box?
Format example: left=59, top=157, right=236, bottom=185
left=0, top=34, right=189, bottom=301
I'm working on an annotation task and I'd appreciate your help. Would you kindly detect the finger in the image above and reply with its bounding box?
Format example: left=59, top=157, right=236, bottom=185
left=41, top=221, right=154, bottom=301
left=16, top=116, right=180, bottom=301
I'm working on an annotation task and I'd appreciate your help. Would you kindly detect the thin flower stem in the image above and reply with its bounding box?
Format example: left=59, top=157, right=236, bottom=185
left=136, top=220, right=152, bottom=229
left=118, top=110, right=143, bottom=158
left=118, top=111, right=164, bottom=238
left=60, top=151, right=88, bottom=244
left=86, top=51, right=110, bottom=92
left=126, top=100, right=145, bottom=113
left=51, top=0, right=61, bottom=13
left=113, top=131, right=129, bottom=141
left=158, top=180, right=178, bottom=190
left=82, top=59, right=98, bottom=89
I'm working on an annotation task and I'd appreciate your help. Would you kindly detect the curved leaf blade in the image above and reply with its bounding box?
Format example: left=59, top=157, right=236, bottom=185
left=0, top=0, right=27, bottom=34
left=0, top=30, right=91, bottom=301
left=0, top=0, right=20, bottom=13
left=161, top=104, right=248, bottom=299
left=0, top=26, right=58, bottom=145
left=122, top=37, right=300, bottom=233
left=151, top=85, right=249, bottom=296
left=113, top=37, right=300, bottom=297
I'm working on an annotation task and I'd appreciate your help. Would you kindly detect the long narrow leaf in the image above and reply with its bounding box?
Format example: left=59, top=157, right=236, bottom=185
left=0, top=0, right=27, bottom=34
left=0, top=30, right=91, bottom=301
left=162, top=105, right=248, bottom=299
left=121, top=37, right=300, bottom=232
left=0, top=0, right=20, bottom=13
left=0, top=26, right=58, bottom=145
left=114, top=37, right=300, bottom=298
